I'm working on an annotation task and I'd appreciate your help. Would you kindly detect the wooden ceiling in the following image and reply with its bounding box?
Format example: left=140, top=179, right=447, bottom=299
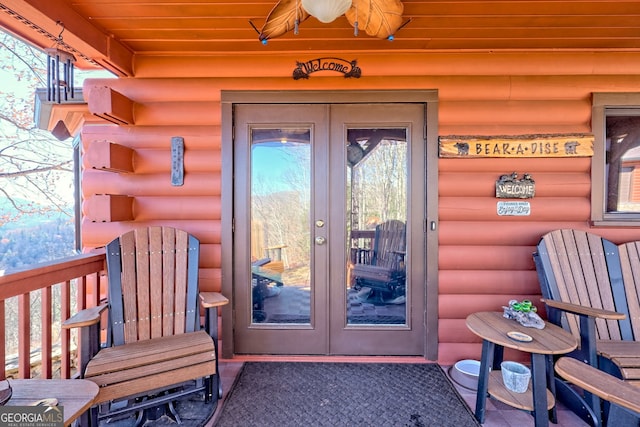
left=2, top=0, right=640, bottom=76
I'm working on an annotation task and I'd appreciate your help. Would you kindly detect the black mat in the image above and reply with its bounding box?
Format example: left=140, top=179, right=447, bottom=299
left=214, top=362, right=481, bottom=427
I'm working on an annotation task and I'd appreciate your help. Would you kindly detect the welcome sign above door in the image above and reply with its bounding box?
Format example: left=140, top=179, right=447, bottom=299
left=293, top=58, right=361, bottom=80
left=439, top=134, right=594, bottom=158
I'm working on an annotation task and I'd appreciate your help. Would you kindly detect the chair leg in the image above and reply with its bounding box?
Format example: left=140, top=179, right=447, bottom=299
left=165, top=401, right=182, bottom=425
left=554, top=377, right=601, bottom=427
left=130, top=399, right=182, bottom=427
left=205, top=306, right=224, bottom=399
left=89, top=406, right=99, bottom=427
left=133, top=409, right=145, bottom=427
left=205, top=374, right=214, bottom=403
left=546, top=355, right=558, bottom=424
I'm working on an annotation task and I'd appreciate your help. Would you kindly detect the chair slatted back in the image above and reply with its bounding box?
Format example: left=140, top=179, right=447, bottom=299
left=535, top=229, right=626, bottom=341
left=372, top=220, right=406, bottom=270
left=616, top=241, right=640, bottom=340
left=106, top=227, right=200, bottom=346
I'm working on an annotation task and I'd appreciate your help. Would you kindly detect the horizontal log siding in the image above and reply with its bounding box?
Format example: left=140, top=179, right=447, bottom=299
left=80, top=85, right=223, bottom=294
left=82, top=52, right=640, bottom=363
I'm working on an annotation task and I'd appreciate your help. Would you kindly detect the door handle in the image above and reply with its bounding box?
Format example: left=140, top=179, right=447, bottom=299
left=315, top=236, right=326, bottom=245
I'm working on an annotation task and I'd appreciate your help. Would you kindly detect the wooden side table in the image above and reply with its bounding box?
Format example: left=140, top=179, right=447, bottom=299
left=6, top=379, right=99, bottom=426
left=466, top=311, right=577, bottom=427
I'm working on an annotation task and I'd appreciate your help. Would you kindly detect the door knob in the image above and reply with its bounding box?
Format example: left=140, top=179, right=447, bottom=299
left=315, top=236, right=326, bottom=245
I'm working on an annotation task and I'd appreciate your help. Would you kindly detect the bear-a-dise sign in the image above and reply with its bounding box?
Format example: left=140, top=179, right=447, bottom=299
left=439, top=134, right=594, bottom=158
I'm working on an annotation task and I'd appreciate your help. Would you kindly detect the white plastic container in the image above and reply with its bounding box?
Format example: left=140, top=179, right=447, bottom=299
left=501, top=361, right=531, bottom=393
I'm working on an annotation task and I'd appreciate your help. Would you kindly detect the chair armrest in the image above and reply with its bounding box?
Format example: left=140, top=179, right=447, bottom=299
left=252, top=258, right=271, bottom=267
left=541, top=298, right=626, bottom=320
left=199, top=292, right=229, bottom=309
left=555, top=357, right=640, bottom=414
left=62, top=304, right=108, bottom=329
left=200, top=292, right=228, bottom=342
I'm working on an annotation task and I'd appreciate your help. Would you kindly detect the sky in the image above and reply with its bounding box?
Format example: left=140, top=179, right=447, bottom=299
left=252, top=142, right=310, bottom=195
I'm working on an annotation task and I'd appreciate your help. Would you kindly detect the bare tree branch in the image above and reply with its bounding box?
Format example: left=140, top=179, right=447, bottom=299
left=0, top=40, right=47, bottom=86
left=0, top=31, right=74, bottom=222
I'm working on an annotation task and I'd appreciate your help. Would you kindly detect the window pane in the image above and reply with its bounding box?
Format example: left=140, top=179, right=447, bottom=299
left=605, top=115, right=640, bottom=213
left=250, top=128, right=311, bottom=324
left=345, top=128, right=408, bottom=325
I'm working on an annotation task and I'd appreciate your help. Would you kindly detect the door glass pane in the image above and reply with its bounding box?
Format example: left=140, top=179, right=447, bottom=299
left=250, top=128, right=311, bottom=324
left=605, top=114, right=640, bottom=213
left=346, top=128, right=407, bottom=325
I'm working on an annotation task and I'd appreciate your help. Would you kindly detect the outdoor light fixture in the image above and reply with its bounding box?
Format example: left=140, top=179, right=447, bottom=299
left=256, top=0, right=407, bottom=43
left=301, top=0, right=352, bottom=23
left=45, top=22, right=75, bottom=103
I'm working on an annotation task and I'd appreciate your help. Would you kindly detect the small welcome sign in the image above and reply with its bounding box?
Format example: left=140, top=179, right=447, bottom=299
left=439, top=134, right=594, bottom=158
left=293, top=58, right=361, bottom=80
left=496, top=172, right=535, bottom=199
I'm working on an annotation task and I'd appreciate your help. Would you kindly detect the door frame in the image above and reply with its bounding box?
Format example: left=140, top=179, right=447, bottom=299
left=221, top=90, right=439, bottom=360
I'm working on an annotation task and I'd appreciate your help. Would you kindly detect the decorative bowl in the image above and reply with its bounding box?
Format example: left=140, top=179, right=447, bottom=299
left=450, top=359, right=481, bottom=390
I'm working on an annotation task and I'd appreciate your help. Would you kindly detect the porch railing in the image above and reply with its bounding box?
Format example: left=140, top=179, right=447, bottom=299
left=0, top=252, right=106, bottom=380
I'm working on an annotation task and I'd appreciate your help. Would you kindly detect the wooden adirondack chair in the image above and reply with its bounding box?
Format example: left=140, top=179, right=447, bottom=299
left=63, top=226, right=228, bottom=426
left=534, top=229, right=640, bottom=427
left=351, top=219, right=406, bottom=300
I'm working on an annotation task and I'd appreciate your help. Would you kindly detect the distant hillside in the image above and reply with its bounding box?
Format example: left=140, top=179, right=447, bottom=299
left=0, top=198, right=76, bottom=270
left=0, top=197, right=73, bottom=230
left=2, top=211, right=72, bottom=230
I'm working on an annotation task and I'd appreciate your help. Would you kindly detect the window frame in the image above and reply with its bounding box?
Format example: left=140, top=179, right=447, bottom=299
left=72, top=134, right=83, bottom=253
left=592, top=93, right=640, bottom=226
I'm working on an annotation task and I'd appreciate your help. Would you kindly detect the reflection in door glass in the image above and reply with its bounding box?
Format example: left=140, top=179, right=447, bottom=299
left=605, top=115, right=640, bottom=213
left=346, top=129, right=407, bottom=325
left=250, top=128, right=311, bottom=324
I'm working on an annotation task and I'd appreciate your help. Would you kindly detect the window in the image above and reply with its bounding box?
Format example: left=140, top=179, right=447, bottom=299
left=592, top=93, right=640, bottom=225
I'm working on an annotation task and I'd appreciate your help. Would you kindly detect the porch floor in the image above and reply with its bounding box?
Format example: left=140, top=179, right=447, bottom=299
left=238, top=284, right=583, bottom=425
left=207, top=356, right=589, bottom=427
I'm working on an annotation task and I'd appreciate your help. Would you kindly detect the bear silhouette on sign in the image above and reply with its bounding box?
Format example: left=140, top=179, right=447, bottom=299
left=454, top=142, right=469, bottom=155
left=564, top=141, right=579, bottom=154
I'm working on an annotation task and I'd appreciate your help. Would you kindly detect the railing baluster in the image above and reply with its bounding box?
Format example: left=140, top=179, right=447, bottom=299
left=73, top=275, right=87, bottom=377
left=0, top=301, right=4, bottom=381
left=78, top=275, right=87, bottom=311
left=61, top=280, right=71, bottom=379
left=41, top=286, right=52, bottom=378
left=91, top=271, right=100, bottom=307
left=18, top=293, right=30, bottom=379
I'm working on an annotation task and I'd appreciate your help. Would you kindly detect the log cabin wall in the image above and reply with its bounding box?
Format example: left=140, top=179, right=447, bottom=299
left=81, top=52, right=640, bottom=364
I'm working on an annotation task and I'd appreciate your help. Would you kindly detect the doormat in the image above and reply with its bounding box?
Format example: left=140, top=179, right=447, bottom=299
left=213, top=362, right=481, bottom=427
